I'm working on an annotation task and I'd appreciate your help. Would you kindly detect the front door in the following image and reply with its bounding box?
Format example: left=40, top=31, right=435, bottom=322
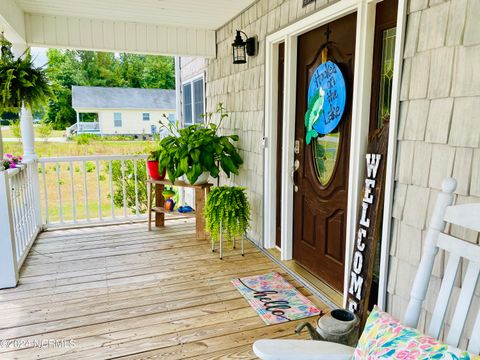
left=293, top=13, right=357, bottom=292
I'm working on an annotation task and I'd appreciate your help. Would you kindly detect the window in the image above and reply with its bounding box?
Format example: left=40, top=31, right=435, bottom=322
left=142, top=112, right=150, bottom=121
left=183, top=75, right=205, bottom=126
left=168, top=114, right=175, bottom=124
left=377, top=27, right=396, bottom=129
left=183, top=83, right=192, bottom=125
left=193, top=78, right=204, bottom=124
left=114, top=112, right=122, bottom=127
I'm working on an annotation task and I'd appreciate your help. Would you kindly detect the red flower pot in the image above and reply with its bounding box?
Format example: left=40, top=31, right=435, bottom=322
left=147, top=161, right=166, bottom=180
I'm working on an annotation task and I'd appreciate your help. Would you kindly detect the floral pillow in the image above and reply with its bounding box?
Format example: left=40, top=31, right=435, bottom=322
left=352, top=306, right=480, bottom=360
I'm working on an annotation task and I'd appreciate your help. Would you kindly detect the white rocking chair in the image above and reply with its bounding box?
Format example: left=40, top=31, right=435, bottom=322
left=253, top=178, right=480, bottom=359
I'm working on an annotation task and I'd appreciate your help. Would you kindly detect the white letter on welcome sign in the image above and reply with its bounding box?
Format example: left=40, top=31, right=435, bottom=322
left=366, top=154, right=381, bottom=178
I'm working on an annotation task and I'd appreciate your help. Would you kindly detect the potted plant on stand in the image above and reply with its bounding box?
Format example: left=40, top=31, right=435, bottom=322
left=205, top=186, right=251, bottom=259
left=157, top=104, right=243, bottom=185
left=0, top=34, right=52, bottom=152
left=147, top=150, right=166, bottom=180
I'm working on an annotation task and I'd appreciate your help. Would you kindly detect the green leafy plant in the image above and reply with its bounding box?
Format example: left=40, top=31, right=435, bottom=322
left=37, top=120, right=53, bottom=142
left=0, top=35, right=52, bottom=113
left=108, top=159, right=148, bottom=214
left=148, top=149, right=160, bottom=161
left=157, top=104, right=243, bottom=184
left=205, top=186, right=251, bottom=242
left=9, top=120, right=21, bottom=141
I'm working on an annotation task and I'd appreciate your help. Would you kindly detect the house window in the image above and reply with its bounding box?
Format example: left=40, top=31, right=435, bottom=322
left=114, top=112, right=122, bottom=127
left=168, top=114, right=175, bottom=124
left=183, top=75, right=205, bottom=126
left=142, top=112, right=150, bottom=121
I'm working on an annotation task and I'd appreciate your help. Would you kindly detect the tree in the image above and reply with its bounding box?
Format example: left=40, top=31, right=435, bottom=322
left=45, top=50, right=175, bottom=130
left=37, top=120, right=53, bottom=142
left=9, top=120, right=21, bottom=141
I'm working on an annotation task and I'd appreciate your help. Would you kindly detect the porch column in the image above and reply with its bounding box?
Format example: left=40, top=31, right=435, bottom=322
left=20, top=105, right=37, bottom=160
left=11, top=43, right=37, bottom=160
left=0, top=126, right=4, bottom=159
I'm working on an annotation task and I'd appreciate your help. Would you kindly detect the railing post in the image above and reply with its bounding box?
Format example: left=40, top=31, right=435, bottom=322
left=30, top=160, right=43, bottom=227
left=0, top=171, right=19, bottom=289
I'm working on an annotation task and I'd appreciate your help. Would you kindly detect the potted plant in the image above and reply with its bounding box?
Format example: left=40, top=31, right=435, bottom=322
left=147, top=150, right=166, bottom=180
left=205, top=186, right=251, bottom=242
left=157, top=104, right=243, bottom=185
left=1, top=153, right=22, bottom=171
left=0, top=35, right=52, bottom=117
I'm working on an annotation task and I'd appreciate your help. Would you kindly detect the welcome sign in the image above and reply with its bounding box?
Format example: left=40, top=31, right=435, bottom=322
left=347, top=123, right=389, bottom=327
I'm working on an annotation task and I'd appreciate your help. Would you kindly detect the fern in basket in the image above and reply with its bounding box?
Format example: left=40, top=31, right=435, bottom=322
left=205, top=186, right=251, bottom=242
left=0, top=35, right=52, bottom=113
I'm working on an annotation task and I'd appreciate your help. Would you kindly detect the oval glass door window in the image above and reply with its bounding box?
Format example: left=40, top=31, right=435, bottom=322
left=313, top=131, right=340, bottom=185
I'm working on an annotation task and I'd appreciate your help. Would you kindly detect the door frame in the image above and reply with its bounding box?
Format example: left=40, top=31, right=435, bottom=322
left=263, top=0, right=407, bottom=307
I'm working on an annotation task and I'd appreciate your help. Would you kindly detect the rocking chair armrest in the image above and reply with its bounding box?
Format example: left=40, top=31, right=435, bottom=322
left=253, top=339, right=356, bottom=360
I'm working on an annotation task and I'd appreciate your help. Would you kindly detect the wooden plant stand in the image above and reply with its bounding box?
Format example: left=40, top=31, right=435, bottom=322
left=146, top=179, right=212, bottom=240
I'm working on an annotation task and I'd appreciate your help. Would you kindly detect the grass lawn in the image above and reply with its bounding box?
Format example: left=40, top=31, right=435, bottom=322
left=5, top=140, right=156, bottom=224
left=1, top=126, right=65, bottom=139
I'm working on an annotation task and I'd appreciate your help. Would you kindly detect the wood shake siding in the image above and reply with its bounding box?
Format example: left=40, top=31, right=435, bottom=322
left=389, top=0, right=480, bottom=349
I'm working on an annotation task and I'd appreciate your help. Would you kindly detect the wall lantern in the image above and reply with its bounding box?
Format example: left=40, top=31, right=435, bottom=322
left=232, top=30, right=257, bottom=64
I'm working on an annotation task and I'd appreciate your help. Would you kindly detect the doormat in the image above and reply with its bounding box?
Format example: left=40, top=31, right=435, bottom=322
left=231, top=272, right=322, bottom=325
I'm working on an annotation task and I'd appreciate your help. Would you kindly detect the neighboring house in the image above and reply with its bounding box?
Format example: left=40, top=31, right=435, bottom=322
left=71, top=86, right=176, bottom=136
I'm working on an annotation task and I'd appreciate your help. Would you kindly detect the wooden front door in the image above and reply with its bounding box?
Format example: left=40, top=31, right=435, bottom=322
left=293, top=13, right=357, bottom=292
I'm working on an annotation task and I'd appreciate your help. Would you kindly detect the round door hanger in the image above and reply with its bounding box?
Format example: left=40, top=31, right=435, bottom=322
left=304, top=61, right=346, bottom=144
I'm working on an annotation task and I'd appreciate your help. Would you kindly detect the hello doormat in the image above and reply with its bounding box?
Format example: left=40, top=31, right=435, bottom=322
left=231, top=272, right=322, bottom=325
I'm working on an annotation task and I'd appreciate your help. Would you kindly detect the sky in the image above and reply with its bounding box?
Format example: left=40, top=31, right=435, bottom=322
left=31, top=47, right=48, bottom=67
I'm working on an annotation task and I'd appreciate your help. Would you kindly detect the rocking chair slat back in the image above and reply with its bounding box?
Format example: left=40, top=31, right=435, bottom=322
left=469, top=309, right=480, bottom=353
left=445, top=261, right=480, bottom=348
left=427, top=252, right=460, bottom=339
left=444, top=203, right=480, bottom=232
left=404, top=178, right=480, bottom=355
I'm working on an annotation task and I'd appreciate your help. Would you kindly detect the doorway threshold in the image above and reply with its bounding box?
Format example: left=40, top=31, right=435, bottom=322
left=259, top=247, right=343, bottom=309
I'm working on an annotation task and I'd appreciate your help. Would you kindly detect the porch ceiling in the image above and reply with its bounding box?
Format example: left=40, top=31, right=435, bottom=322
left=1, top=0, right=256, bottom=58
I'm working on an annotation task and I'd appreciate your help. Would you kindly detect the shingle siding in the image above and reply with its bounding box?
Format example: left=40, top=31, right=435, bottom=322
left=203, top=0, right=343, bottom=244
left=388, top=0, right=480, bottom=347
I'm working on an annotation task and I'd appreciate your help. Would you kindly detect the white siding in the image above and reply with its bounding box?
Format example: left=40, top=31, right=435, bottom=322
left=89, top=109, right=175, bottom=135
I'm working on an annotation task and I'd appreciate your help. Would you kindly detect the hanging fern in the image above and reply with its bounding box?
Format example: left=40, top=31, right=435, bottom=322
left=205, top=186, right=251, bottom=242
left=0, top=35, right=52, bottom=112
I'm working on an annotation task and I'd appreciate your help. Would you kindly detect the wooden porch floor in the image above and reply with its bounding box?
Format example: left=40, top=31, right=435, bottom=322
left=0, top=220, right=328, bottom=359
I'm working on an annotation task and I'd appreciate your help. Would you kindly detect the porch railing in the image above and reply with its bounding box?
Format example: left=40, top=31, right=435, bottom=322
left=78, top=122, right=100, bottom=133
left=66, top=122, right=101, bottom=136
left=38, top=154, right=149, bottom=228
left=0, top=160, right=42, bottom=288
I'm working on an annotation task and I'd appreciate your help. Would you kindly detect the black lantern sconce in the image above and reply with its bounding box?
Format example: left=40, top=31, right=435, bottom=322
left=232, top=30, right=257, bottom=64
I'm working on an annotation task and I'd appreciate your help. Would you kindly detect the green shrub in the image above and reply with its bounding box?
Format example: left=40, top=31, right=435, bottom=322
left=9, top=120, right=21, bottom=141
left=74, top=134, right=102, bottom=145
left=85, top=161, right=95, bottom=173
left=108, top=159, right=148, bottom=214
left=37, top=121, right=53, bottom=142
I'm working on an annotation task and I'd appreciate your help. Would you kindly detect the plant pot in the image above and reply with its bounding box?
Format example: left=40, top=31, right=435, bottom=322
left=183, top=171, right=209, bottom=185
left=147, top=161, right=166, bottom=180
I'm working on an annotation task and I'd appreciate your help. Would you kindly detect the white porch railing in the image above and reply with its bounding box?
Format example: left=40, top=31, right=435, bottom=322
left=0, top=160, right=42, bottom=288
left=66, top=122, right=101, bottom=136
left=38, top=154, right=149, bottom=228
left=78, top=122, right=100, bottom=133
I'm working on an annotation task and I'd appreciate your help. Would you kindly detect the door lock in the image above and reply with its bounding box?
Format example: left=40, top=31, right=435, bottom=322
left=294, top=140, right=301, bottom=154
left=291, top=159, right=300, bottom=192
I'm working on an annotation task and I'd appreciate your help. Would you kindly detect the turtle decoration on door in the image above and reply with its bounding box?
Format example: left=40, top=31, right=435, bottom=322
left=304, top=47, right=347, bottom=144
